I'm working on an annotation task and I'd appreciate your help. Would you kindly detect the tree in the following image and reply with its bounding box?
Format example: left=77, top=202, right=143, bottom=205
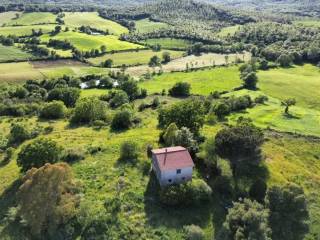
left=212, top=102, right=230, bottom=120
left=40, top=100, right=66, bottom=119
left=217, top=199, right=271, bottom=240
left=163, top=123, right=178, bottom=146
left=265, top=183, right=309, bottom=240
left=119, top=141, right=139, bottom=162
left=281, top=98, right=296, bottom=114
left=149, top=55, right=161, bottom=67
left=17, top=163, right=80, bottom=237
left=111, top=110, right=133, bottom=130
left=215, top=121, right=264, bottom=179
left=277, top=54, right=293, bottom=67
left=53, top=25, right=62, bottom=34
left=8, top=123, right=30, bottom=144
left=158, top=98, right=205, bottom=134
left=169, top=82, right=191, bottom=97
left=17, top=138, right=62, bottom=172
left=242, top=72, right=258, bottom=89
left=109, top=90, right=129, bottom=108
left=175, top=127, right=198, bottom=154
left=183, top=225, right=205, bottom=240
left=100, top=45, right=107, bottom=53
left=47, top=87, right=80, bottom=107
left=70, top=97, right=107, bottom=124
left=103, top=59, right=113, bottom=68
left=119, top=79, right=140, bottom=101
left=162, top=52, right=171, bottom=63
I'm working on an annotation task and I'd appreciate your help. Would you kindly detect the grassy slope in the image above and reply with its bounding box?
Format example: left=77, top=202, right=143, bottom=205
left=7, top=12, right=56, bottom=26
left=258, top=64, right=320, bottom=110
left=0, top=12, right=18, bottom=26
left=139, top=66, right=242, bottom=95
left=141, top=38, right=194, bottom=50
left=0, top=25, right=56, bottom=37
left=88, top=49, right=185, bottom=66
left=0, top=44, right=32, bottom=62
left=293, top=20, right=320, bottom=27
left=134, top=18, right=170, bottom=33
left=217, top=25, right=241, bottom=38
left=40, top=31, right=143, bottom=52
left=63, top=12, right=129, bottom=36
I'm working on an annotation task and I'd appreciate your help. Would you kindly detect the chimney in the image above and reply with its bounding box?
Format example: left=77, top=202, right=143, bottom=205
left=164, top=148, right=168, bottom=165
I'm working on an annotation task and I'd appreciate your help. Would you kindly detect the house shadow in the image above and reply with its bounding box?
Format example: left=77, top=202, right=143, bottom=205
left=143, top=172, right=211, bottom=230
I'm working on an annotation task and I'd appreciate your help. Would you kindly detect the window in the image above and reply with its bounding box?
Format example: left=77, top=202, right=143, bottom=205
left=182, top=177, right=185, bottom=181
left=168, top=179, right=172, bottom=183
left=176, top=169, right=181, bottom=174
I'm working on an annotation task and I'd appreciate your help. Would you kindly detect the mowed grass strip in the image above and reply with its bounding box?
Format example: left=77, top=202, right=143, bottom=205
left=88, top=49, right=184, bottom=66
left=7, top=12, right=57, bottom=26
left=0, top=25, right=56, bottom=37
left=63, top=12, right=129, bottom=36
left=40, top=31, right=143, bottom=52
left=139, top=66, right=242, bottom=95
left=0, top=44, right=33, bottom=62
left=142, top=38, right=194, bottom=50
left=258, top=64, right=320, bottom=110
left=134, top=18, right=170, bottom=33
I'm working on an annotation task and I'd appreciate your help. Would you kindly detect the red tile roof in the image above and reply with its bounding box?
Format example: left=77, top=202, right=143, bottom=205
left=152, top=146, right=194, bottom=171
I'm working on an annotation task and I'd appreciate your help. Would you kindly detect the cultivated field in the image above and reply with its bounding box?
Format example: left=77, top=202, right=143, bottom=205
left=63, top=12, right=129, bottom=35
left=134, top=18, right=170, bottom=33
left=88, top=49, right=185, bottom=66
left=0, top=44, right=33, bottom=62
left=40, top=32, right=143, bottom=52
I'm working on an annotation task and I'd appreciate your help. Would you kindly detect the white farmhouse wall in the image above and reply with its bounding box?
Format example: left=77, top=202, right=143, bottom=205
left=160, top=167, right=193, bottom=186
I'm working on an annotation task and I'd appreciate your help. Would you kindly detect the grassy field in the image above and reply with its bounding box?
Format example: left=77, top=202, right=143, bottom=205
left=0, top=61, right=108, bottom=83
left=7, top=12, right=57, bottom=26
left=258, top=64, right=320, bottom=110
left=0, top=12, right=18, bottom=26
left=40, top=31, right=143, bottom=52
left=217, top=25, right=241, bottom=38
left=134, top=18, right=170, bottom=33
left=88, top=49, right=185, bottom=66
left=141, top=38, right=194, bottom=50
left=63, top=12, right=129, bottom=36
left=0, top=44, right=33, bottom=62
left=0, top=25, right=56, bottom=37
left=293, top=20, right=320, bottom=27
left=139, top=66, right=241, bottom=95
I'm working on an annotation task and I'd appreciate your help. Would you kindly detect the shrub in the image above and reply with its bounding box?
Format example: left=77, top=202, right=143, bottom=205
left=169, top=82, right=191, bottom=97
left=119, top=141, right=139, bottom=162
left=40, top=101, right=66, bottom=119
left=2, top=147, right=14, bottom=163
left=189, top=179, right=212, bottom=204
left=111, top=110, right=133, bottom=130
left=183, top=225, right=205, bottom=240
left=109, top=90, right=129, bottom=108
left=47, top=87, right=80, bottom=107
left=242, top=72, right=258, bottom=89
left=8, top=123, right=30, bottom=144
left=70, top=98, right=107, bottom=124
left=62, top=148, right=85, bottom=163
left=255, top=95, right=268, bottom=104
left=17, top=138, right=62, bottom=172
left=10, top=86, right=28, bottom=99
left=212, top=102, right=230, bottom=120
left=119, top=79, right=140, bottom=101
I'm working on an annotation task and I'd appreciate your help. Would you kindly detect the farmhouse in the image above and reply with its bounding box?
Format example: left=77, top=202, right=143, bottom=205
left=151, top=146, right=194, bottom=186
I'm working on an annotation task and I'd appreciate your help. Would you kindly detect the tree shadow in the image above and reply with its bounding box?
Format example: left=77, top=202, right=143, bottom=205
left=283, top=112, right=300, bottom=119
left=143, top=172, right=211, bottom=229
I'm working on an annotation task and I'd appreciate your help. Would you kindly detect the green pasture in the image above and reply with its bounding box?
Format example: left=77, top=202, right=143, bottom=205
left=141, top=38, right=194, bottom=50
left=88, top=49, right=184, bottom=66
left=217, top=25, right=241, bottom=38
left=63, top=12, right=129, bottom=36
left=0, top=44, right=33, bottom=62
left=293, top=20, right=320, bottom=27
left=40, top=31, right=143, bottom=52
left=7, top=12, right=57, bottom=26
left=134, top=18, right=170, bottom=33
left=0, top=25, right=56, bottom=37
left=0, top=12, right=18, bottom=26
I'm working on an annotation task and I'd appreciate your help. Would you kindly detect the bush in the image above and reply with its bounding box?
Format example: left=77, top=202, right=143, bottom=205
left=70, top=98, right=107, bottom=124
left=254, top=95, right=268, bottom=104
left=47, top=87, right=80, bottom=107
left=8, top=123, right=30, bottom=144
left=183, top=225, right=205, bottom=240
left=40, top=101, right=66, bottom=119
left=62, top=148, right=85, bottom=163
left=17, top=138, right=62, bottom=172
left=111, top=110, right=133, bottom=130
left=212, top=102, right=230, bottom=120
left=169, top=82, right=191, bottom=97
left=119, top=141, right=139, bottom=162
left=109, top=90, right=129, bottom=108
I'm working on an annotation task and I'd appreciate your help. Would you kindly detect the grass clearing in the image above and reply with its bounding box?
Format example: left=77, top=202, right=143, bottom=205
left=141, top=38, right=194, bottom=50
left=139, top=66, right=241, bottom=95
left=0, top=25, right=56, bottom=37
left=217, top=25, right=241, bottom=37
left=40, top=31, right=143, bottom=52
left=88, top=49, right=185, bottom=66
left=63, top=12, right=129, bottom=36
left=7, top=12, right=57, bottom=26
left=293, top=20, right=320, bottom=27
left=258, top=64, right=320, bottom=110
left=134, top=18, right=170, bottom=33
left=0, top=44, right=33, bottom=62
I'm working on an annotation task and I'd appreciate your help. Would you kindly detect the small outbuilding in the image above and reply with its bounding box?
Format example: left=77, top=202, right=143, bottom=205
left=151, top=146, right=194, bottom=186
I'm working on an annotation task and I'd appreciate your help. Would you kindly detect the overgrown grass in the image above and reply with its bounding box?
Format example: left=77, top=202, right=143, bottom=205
left=217, top=25, right=240, bottom=38
left=0, top=44, right=33, bottom=62
left=88, top=49, right=184, bottom=66
left=141, top=38, right=194, bottom=50
left=7, top=12, right=56, bottom=26
left=40, top=32, right=143, bottom=52
left=63, top=12, right=129, bottom=36
left=0, top=25, right=56, bottom=37
left=293, top=20, right=320, bottom=27
left=134, top=18, right=170, bottom=33
left=0, top=12, right=18, bottom=26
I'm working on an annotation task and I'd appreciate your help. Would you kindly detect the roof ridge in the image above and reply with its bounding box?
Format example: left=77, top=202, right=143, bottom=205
left=155, top=149, right=187, bottom=154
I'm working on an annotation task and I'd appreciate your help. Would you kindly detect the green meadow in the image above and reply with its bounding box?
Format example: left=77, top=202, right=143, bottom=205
left=0, top=12, right=18, bottom=26
left=217, top=25, right=241, bottom=38
left=6, top=12, right=57, bottom=26
left=63, top=12, right=129, bottom=35
left=293, top=20, right=320, bottom=27
left=40, top=31, right=143, bottom=52
left=142, top=38, right=194, bottom=50
left=0, top=25, right=56, bottom=37
left=0, top=44, right=33, bottom=62
left=88, top=49, right=184, bottom=66
left=134, top=18, right=170, bottom=33
left=139, top=66, right=242, bottom=95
